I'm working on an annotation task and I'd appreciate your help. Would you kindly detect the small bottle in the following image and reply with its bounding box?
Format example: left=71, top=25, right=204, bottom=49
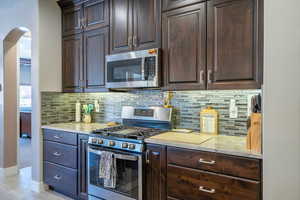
left=75, top=100, right=81, bottom=122
left=94, top=100, right=100, bottom=113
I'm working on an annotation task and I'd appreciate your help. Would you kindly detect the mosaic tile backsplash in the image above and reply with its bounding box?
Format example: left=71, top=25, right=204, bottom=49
left=41, top=90, right=261, bottom=136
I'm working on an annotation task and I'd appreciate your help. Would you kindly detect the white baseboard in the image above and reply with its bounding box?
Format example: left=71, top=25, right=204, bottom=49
left=0, top=165, right=18, bottom=177
left=31, top=180, right=48, bottom=193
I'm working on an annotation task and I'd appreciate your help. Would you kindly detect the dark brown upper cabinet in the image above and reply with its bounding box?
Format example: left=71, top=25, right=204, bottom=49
left=62, top=34, right=84, bottom=93
left=61, top=0, right=109, bottom=36
left=162, top=3, right=207, bottom=90
left=83, top=28, right=109, bottom=92
left=62, top=4, right=83, bottom=36
left=207, top=0, right=263, bottom=90
left=110, top=0, right=161, bottom=54
left=163, top=0, right=205, bottom=11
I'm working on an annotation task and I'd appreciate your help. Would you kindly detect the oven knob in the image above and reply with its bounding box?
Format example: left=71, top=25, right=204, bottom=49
left=129, top=144, right=136, bottom=150
left=97, top=139, right=103, bottom=144
left=122, top=143, right=128, bottom=148
left=109, top=141, right=116, bottom=146
left=91, top=138, right=97, bottom=143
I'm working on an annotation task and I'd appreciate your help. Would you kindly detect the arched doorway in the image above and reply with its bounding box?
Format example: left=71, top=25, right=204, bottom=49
left=2, top=27, right=32, bottom=176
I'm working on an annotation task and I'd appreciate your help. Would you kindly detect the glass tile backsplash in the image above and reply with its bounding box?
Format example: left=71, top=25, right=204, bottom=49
left=41, top=90, right=261, bottom=136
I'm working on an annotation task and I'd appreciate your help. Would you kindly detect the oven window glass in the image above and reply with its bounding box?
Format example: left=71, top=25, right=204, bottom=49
left=107, top=58, right=143, bottom=82
left=89, top=149, right=139, bottom=199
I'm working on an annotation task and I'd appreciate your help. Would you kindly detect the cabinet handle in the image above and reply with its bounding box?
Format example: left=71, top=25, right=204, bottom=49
left=133, top=36, right=138, bottom=48
left=200, top=70, right=205, bottom=84
left=146, top=150, right=150, bottom=164
left=53, top=135, right=61, bottom=139
left=199, top=186, right=216, bottom=194
left=128, top=36, right=133, bottom=48
left=54, top=175, right=62, bottom=181
left=207, top=70, right=213, bottom=83
left=198, top=158, right=216, bottom=165
left=53, top=152, right=62, bottom=157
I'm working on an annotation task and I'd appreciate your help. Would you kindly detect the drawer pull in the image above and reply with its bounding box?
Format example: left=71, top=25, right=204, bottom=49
left=54, top=175, right=62, bottom=181
left=53, top=135, right=62, bottom=139
left=53, top=152, right=62, bottom=157
left=199, top=186, right=215, bottom=194
left=199, top=158, right=216, bottom=165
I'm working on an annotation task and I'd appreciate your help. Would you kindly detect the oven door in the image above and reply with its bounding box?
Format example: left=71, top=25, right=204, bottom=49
left=88, top=145, right=143, bottom=200
left=106, top=49, right=159, bottom=89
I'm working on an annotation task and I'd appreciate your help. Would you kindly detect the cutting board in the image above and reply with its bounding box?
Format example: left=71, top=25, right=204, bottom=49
left=149, top=132, right=213, bottom=145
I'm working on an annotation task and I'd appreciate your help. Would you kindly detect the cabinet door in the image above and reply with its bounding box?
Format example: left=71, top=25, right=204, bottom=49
left=83, top=28, right=108, bottom=92
left=133, top=0, right=161, bottom=50
left=62, top=34, right=84, bottom=92
left=207, top=0, right=263, bottom=89
left=83, top=0, right=109, bottom=32
left=110, top=0, right=133, bottom=54
left=163, top=0, right=205, bottom=11
left=146, top=144, right=166, bottom=200
left=62, top=4, right=83, bottom=36
left=78, top=135, right=89, bottom=200
left=163, top=3, right=206, bottom=90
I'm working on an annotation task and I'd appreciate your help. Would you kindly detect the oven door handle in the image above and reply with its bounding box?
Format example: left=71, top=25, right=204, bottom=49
left=88, top=147, right=138, bottom=161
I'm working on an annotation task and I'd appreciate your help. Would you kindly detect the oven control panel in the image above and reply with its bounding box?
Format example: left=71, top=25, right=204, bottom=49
left=88, top=137, right=143, bottom=153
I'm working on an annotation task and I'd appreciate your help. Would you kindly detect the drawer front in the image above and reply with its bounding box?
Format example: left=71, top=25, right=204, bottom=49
left=167, top=147, right=261, bottom=180
left=44, top=129, right=77, bottom=145
left=44, top=161, right=77, bottom=198
left=44, top=141, right=77, bottom=169
left=167, top=165, right=260, bottom=200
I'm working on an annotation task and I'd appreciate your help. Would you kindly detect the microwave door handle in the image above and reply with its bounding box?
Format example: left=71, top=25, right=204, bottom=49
left=141, top=57, right=145, bottom=81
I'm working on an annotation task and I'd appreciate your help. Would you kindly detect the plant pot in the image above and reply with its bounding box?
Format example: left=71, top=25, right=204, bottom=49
left=83, top=114, right=92, bottom=124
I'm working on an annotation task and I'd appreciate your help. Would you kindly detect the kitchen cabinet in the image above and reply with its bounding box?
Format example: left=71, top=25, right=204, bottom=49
left=163, top=0, right=205, bottom=11
left=78, top=134, right=89, bottom=200
left=207, top=0, right=263, bottom=89
left=110, top=0, right=161, bottom=54
left=83, top=28, right=109, bottom=92
left=145, top=144, right=262, bottom=200
left=162, top=3, right=207, bottom=90
left=145, top=144, right=167, bottom=200
left=61, top=0, right=109, bottom=36
left=20, top=112, right=31, bottom=137
left=62, top=34, right=83, bottom=93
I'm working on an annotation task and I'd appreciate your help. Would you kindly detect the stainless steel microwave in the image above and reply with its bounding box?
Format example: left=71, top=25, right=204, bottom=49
left=105, top=48, right=160, bottom=89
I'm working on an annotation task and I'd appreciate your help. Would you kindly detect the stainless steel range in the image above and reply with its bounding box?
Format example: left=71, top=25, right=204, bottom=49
left=87, top=106, right=172, bottom=200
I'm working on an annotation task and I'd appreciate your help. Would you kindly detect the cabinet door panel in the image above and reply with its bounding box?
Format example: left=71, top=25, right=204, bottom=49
left=83, top=0, right=109, bottom=32
left=133, top=0, right=161, bottom=50
left=146, top=144, right=167, bottom=200
left=207, top=0, right=263, bottom=89
left=62, top=34, right=84, bottom=92
left=62, top=5, right=83, bottom=36
left=110, top=0, right=133, bottom=54
left=83, top=28, right=108, bottom=92
left=163, top=0, right=205, bottom=11
left=163, top=3, right=206, bottom=90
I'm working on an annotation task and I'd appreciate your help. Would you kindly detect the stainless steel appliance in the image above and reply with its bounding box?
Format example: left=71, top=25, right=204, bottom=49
left=105, top=49, right=161, bottom=89
left=88, top=106, right=172, bottom=200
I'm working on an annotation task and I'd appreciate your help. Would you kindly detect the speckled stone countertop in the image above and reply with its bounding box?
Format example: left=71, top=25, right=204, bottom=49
left=145, top=132, right=262, bottom=159
left=42, top=122, right=117, bottom=135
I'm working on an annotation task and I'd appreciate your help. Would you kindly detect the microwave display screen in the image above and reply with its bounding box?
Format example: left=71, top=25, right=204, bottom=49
left=134, top=109, right=154, bottom=117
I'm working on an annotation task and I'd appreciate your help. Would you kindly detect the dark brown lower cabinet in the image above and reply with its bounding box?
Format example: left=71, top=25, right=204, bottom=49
left=78, top=134, right=89, bottom=200
left=145, top=144, right=262, bottom=200
left=146, top=144, right=167, bottom=200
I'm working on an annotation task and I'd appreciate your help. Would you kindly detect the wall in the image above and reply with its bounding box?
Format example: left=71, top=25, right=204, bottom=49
left=0, top=0, right=62, bottom=185
left=263, top=0, right=300, bottom=199
left=41, top=90, right=260, bottom=136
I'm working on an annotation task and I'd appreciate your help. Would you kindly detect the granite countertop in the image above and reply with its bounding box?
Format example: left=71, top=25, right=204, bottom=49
left=145, top=132, right=262, bottom=159
left=42, top=122, right=118, bottom=135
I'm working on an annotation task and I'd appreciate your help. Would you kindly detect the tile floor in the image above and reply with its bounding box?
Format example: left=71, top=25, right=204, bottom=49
left=0, top=167, right=71, bottom=200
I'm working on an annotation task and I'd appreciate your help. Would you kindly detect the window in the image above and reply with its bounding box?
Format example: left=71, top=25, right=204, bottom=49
left=20, top=85, right=32, bottom=108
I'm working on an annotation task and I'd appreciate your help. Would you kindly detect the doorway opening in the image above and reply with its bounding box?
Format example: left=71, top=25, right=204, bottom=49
left=2, top=27, right=32, bottom=176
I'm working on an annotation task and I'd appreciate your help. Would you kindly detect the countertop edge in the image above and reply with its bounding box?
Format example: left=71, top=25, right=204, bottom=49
left=145, top=138, right=263, bottom=160
left=41, top=126, right=92, bottom=135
